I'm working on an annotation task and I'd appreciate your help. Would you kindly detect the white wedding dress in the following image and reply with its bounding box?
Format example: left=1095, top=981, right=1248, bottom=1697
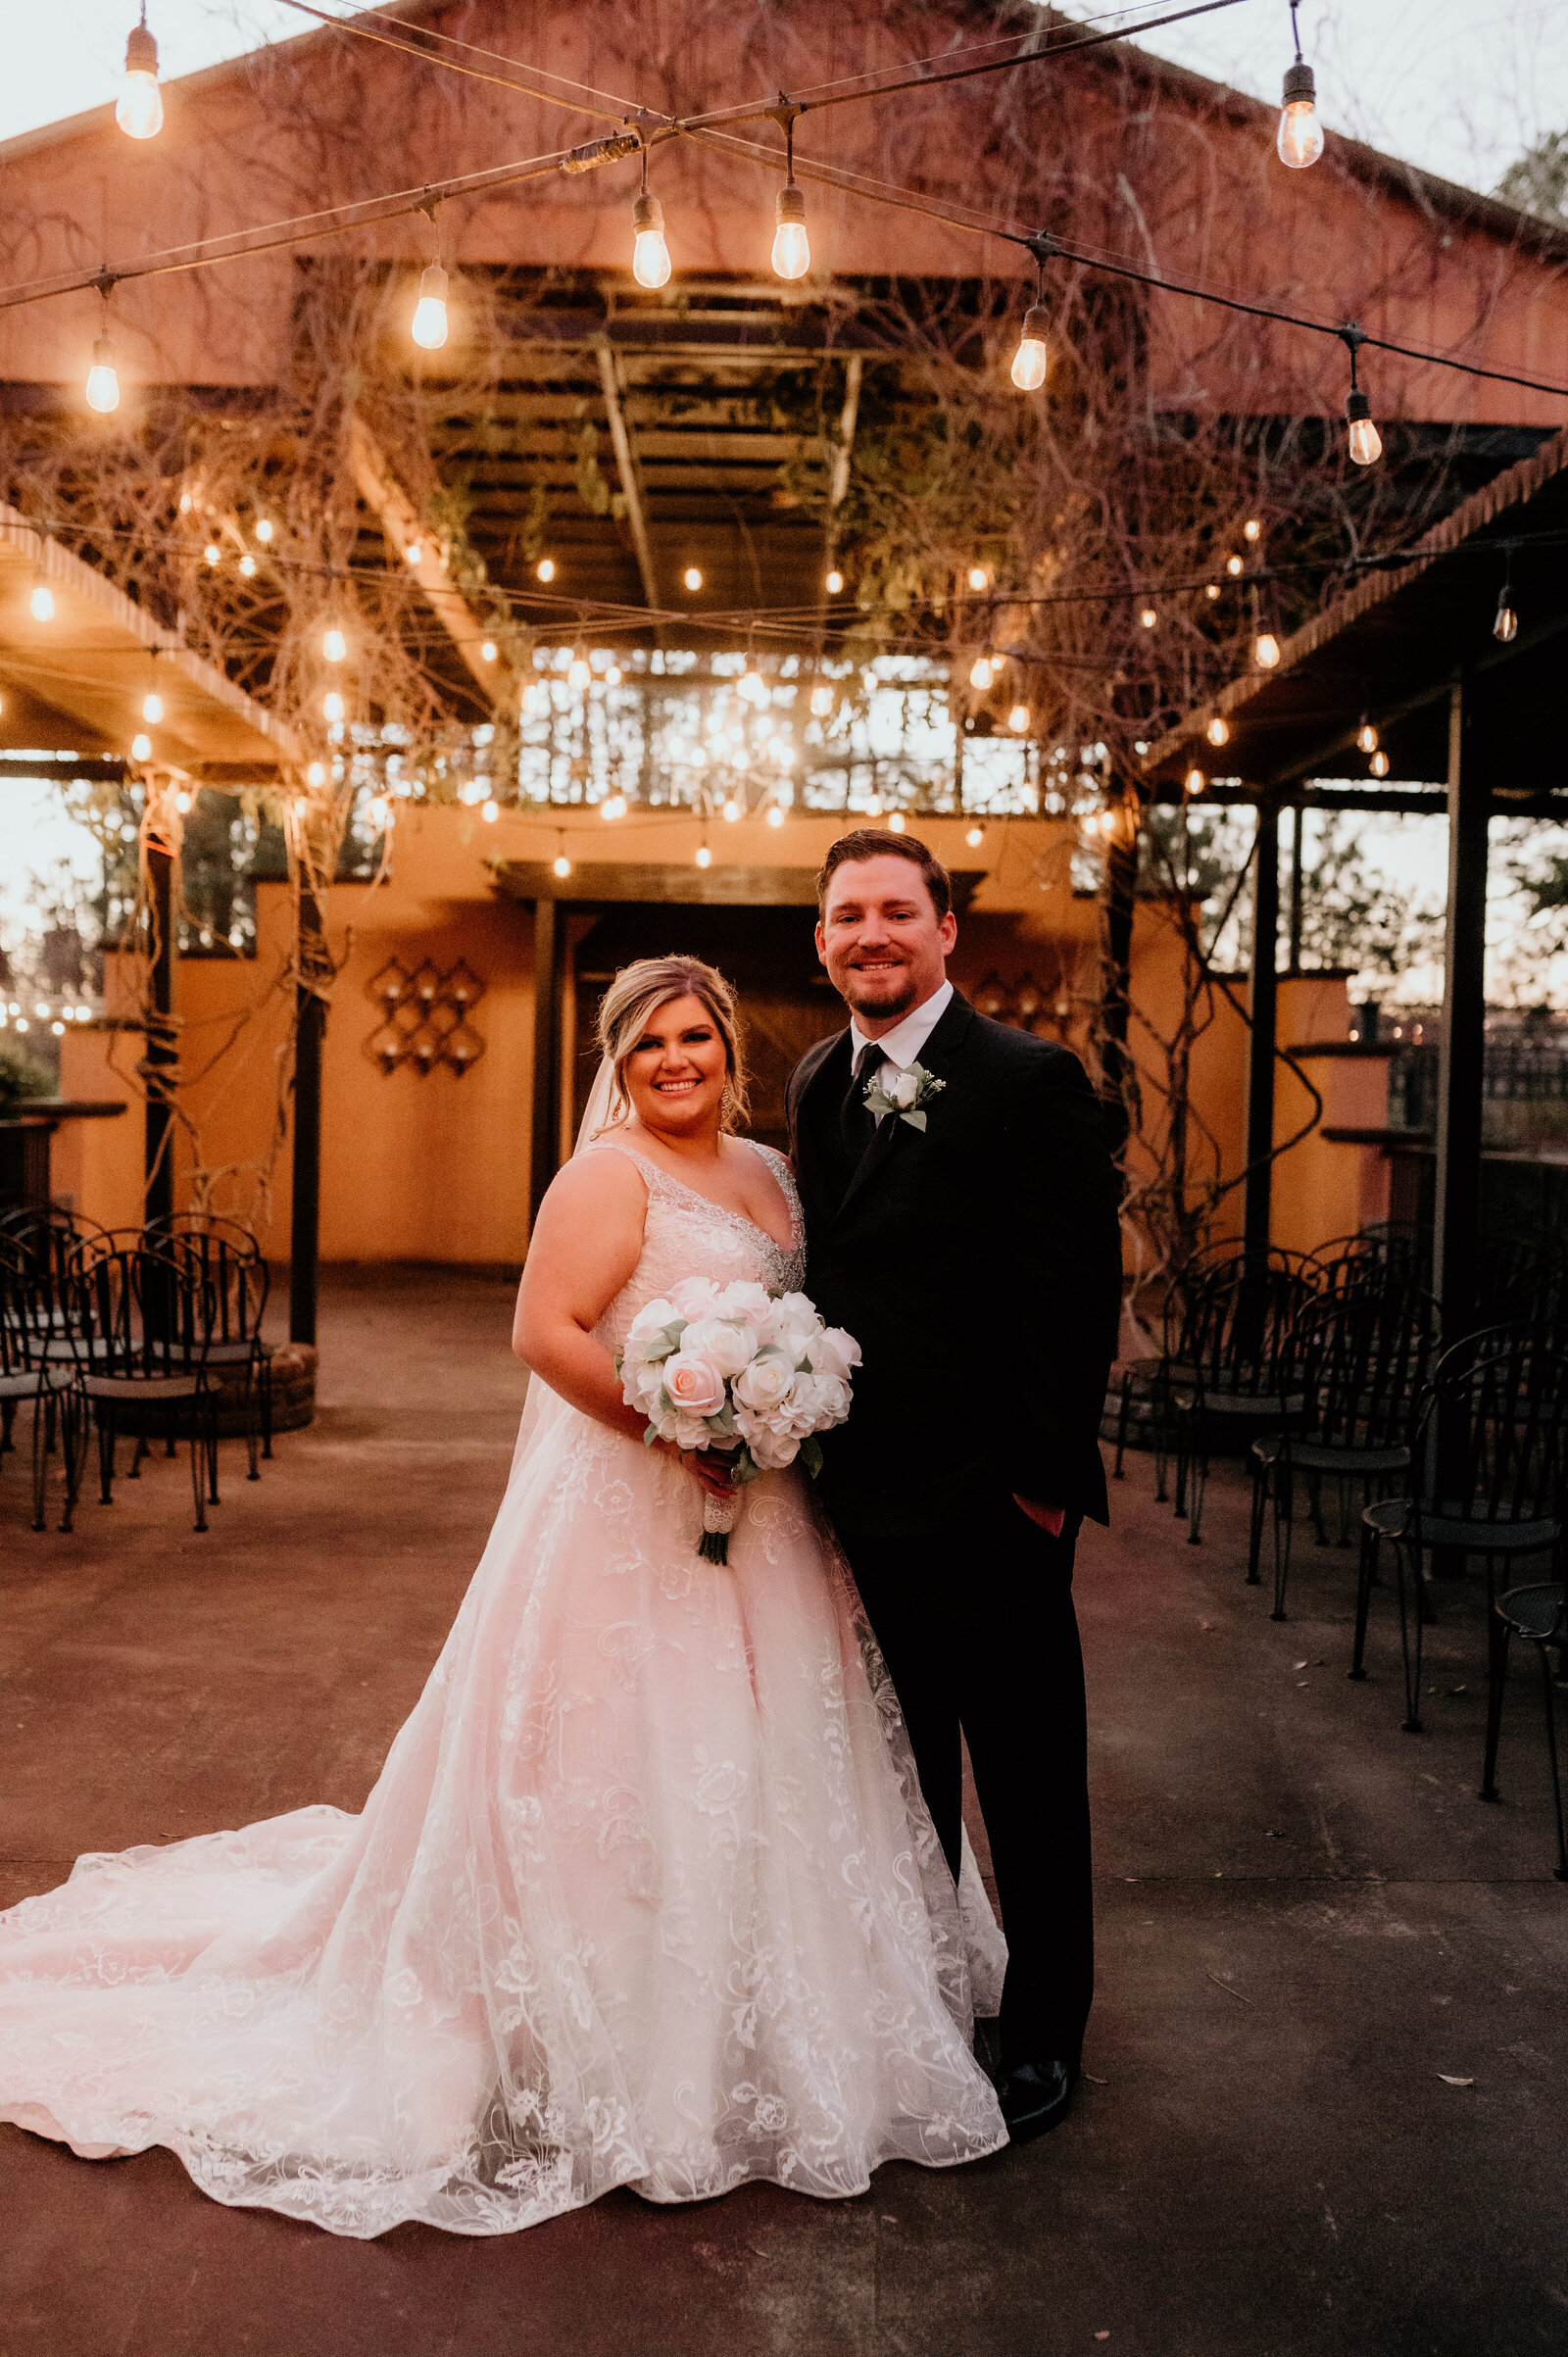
left=0, top=1140, right=1006, bottom=2237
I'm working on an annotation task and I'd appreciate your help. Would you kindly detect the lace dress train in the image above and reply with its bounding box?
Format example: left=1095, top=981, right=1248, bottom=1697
left=0, top=1143, right=1006, bottom=2237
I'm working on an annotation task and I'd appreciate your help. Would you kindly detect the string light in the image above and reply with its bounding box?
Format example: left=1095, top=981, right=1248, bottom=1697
left=770, top=115, right=809, bottom=280
left=1244, top=518, right=1262, bottom=543
left=567, top=649, right=590, bottom=691
left=825, top=569, right=844, bottom=595
left=553, top=836, right=571, bottom=877
left=536, top=558, right=556, bottom=583
left=1494, top=568, right=1518, bottom=643
left=238, top=553, right=256, bottom=576
left=29, top=572, right=55, bottom=622
left=1010, top=243, right=1052, bottom=392
left=967, top=565, right=989, bottom=592
left=405, top=542, right=423, bottom=566
left=254, top=516, right=273, bottom=544
left=323, top=690, right=345, bottom=722
left=965, top=824, right=985, bottom=848
left=1007, top=704, right=1030, bottom=733
left=605, top=663, right=622, bottom=686
left=131, top=731, right=151, bottom=761
left=481, top=639, right=497, bottom=662
left=1226, top=554, right=1244, bottom=576
left=116, top=7, right=164, bottom=141
left=1206, top=714, right=1230, bottom=747
left=1356, top=716, right=1378, bottom=754
left=1139, top=606, right=1157, bottom=629
left=173, top=788, right=191, bottom=813
left=695, top=841, right=712, bottom=869
left=204, top=542, right=220, bottom=566
left=968, top=655, right=995, bottom=690
left=142, top=687, right=164, bottom=725
left=885, top=811, right=906, bottom=833
left=810, top=685, right=833, bottom=716
left=1341, top=325, right=1382, bottom=466
left=683, top=566, right=704, bottom=592
left=1277, top=4, right=1324, bottom=170
left=482, top=799, right=500, bottom=822
left=632, top=144, right=672, bottom=288
left=1369, top=749, right=1391, bottom=777
left=84, top=332, right=121, bottom=416
left=322, top=621, right=347, bottom=663
left=766, top=802, right=786, bottom=828
left=306, top=761, right=325, bottom=786
left=1254, top=629, right=1281, bottom=668
left=1205, top=582, right=1221, bottom=601
left=411, top=263, right=450, bottom=350
left=602, top=792, right=627, bottom=820
left=722, top=797, right=742, bottom=822
left=1185, top=765, right=1205, bottom=797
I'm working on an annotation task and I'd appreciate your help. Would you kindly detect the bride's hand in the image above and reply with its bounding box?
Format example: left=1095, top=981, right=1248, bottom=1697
left=659, top=1440, right=737, bottom=1498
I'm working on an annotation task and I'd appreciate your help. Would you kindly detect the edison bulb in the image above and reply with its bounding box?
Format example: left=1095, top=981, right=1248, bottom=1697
left=1370, top=750, right=1391, bottom=778
left=567, top=656, right=590, bottom=690
left=117, top=18, right=163, bottom=140
left=405, top=543, right=422, bottom=567
left=1494, top=594, right=1518, bottom=644
left=771, top=184, right=809, bottom=280
left=602, top=793, right=626, bottom=821
left=695, top=843, right=712, bottom=869
left=1185, top=766, right=1205, bottom=797
left=1205, top=582, right=1222, bottom=601
left=1140, top=607, right=1157, bottom=630
left=766, top=803, right=785, bottom=828
left=967, top=565, right=989, bottom=592
left=1206, top=715, right=1230, bottom=748
left=142, top=689, right=164, bottom=724
left=536, top=558, right=556, bottom=583
left=825, top=569, right=844, bottom=595
left=1227, top=554, right=1244, bottom=576
left=481, top=640, right=497, bottom=663
left=29, top=580, right=55, bottom=622
left=173, top=789, right=191, bottom=814
left=632, top=194, right=671, bottom=289
left=722, top=798, right=741, bottom=822
left=1008, top=704, right=1031, bottom=733
left=683, top=565, right=703, bottom=592
left=322, top=625, right=347, bottom=663
left=1356, top=720, right=1378, bottom=754
left=323, top=690, right=345, bottom=722
left=85, top=336, right=120, bottom=415
left=965, top=824, right=984, bottom=848
left=411, top=263, right=449, bottom=351
left=131, top=731, right=152, bottom=761
left=1254, top=630, right=1281, bottom=668
left=254, top=516, right=273, bottom=544
left=1347, top=408, right=1383, bottom=467
left=1010, top=303, right=1050, bottom=392
left=238, top=554, right=256, bottom=577
left=810, top=686, right=832, bottom=716
left=1244, top=518, right=1262, bottom=543
left=205, top=543, right=220, bottom=566
left=969, top=656, right=994, bottom=690
left=1277, top=61, right=1324, bottom=170
left=482, top=800, right=500, bottom=823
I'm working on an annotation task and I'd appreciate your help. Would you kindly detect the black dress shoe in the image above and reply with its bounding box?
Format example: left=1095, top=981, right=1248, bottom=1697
left=999, top=2057, right=1077, bottom=2142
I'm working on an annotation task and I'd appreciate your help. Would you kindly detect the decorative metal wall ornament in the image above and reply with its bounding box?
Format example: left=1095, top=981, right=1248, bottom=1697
left=366, top=956, right=486, bottom=1075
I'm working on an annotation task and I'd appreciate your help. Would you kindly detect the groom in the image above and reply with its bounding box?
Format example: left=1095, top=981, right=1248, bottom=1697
left=787, top=829, right=1122, bottom=2141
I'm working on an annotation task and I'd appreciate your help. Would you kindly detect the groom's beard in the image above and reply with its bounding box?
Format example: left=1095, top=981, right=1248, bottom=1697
left=842, top=963, right=918, bottom=1020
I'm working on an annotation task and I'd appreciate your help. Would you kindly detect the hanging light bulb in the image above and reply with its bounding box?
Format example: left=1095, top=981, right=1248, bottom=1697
left=238, top=553, right=256, bottom=577
left=482, top=800, right=500, bottom=824
left=1341, top=327, right=1382, bottom=466
left=1369, top=749, right=1391, bottom=778
left=322, top=690, right=345, bottom=722
left=306, top=761, right=325, bottom=787
left=142, top=687, right=164, bottom=724
left=254, top=516, right=273, bottom=545
left=322, top=623, right=347, bottom=663
left=1008, top=704, right=1031, bottom=733
left=131, top=731, right=152, bottom=761
left=1205, top=582, right=1221, bottom=601
left=885, top=811, right=906, bottom=834
left=411, top=263, right=449, bottom=351
left=1254, top=629, right=1281, bottom=668
left=1206, top=714, right=1230, bottom=748
left=29, top=574, right=55, bottom=623
left=404, top=542, right=422, bottom=567
left=567, top=652, right=590, bottom=691
left=1276, top=7, right=1324, bottom=171
left=536, top=557, right=556, bottom=583
left=481, top=640, right=497, bottom=663
left=1494, top=580, right=1518, bottom=643
left=1244, top=518, right=1262, bottom=543
left=1185, top=766, right=1205, bottom=798
left=85, top=334, right=120, bottom=415
left=722, top=797, right=742, bottom=822
left=1140, top=607, right=1157, bottom=630
left=116, top=8, right=164, bottom=140
left=683, top=565, right=703, bottom=592
left=1356, top=717, right=1379, bottom=754
left=1226, top=554, right=1245, bottom=576
left=605, top=663, right=622, bottom=687
left=205, top=543, right=220, bottom=566
left=602, top=792, right=627, bottom=821
left=825, top=568, right=844, bottom=595
left=967, top=565, right=989, bottom=593
left=1010, top=302, right=1050, bottom=393
left=969, top=655, right=995, bottom=691
left=965, top=823, right=985, bottom=848
left=553, top=840, right=571, bottom=878
left=173, top=789, right=191, bottom=814
left=766, top=802, right=786, bottom=829
left=695, top=841, right=712, bottom=869
left=632, top=192, right=671, bottom=289
left=772, top=184, right=809, bottom=281
left=810, top=685, right=833, bottom=717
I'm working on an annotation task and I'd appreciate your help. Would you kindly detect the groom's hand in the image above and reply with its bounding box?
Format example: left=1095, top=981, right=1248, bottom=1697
left=1013, top=1495, right=1065, bottom=1538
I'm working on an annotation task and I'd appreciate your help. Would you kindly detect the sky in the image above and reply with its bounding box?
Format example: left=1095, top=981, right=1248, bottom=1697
left=1, top=3, right=1564, bottom=997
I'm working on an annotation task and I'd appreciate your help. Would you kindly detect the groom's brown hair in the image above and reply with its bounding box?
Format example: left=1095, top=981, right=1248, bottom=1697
left=815, top=829, right=953, bottom=921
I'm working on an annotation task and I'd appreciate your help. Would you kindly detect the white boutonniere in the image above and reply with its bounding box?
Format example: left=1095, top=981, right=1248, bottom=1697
left=863, top=1059, right=946, bottom=1132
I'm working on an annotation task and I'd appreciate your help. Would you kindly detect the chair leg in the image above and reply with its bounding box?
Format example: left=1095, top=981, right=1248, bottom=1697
left=190, top=1414, right=208, bottom=1534
left=1188, top=1427, right=1209, bottom=1546
left=1481, top=1609, right=1510, bottom=1801
left=59, top=1392, right=82, bottom=1534
left=1350, top=1524, right=1378, bottom=1680
left=1, top=1396, right=14, bottom=1454
left=1271, top=1465, right=1296, bottom=1622
left=206, top=1400, right=220, bottom=1506
left=29, top=1394, right=48, bottom=1533
left=98, top=1404, right=116, bottom=1506
left=1396, top=1542, right=1425, bottom=1734
left=262, top=1357, right=273, bottom=1460
left=1173, top=1411, right=1189, bottom=1519
left=1537, top=1643, right=1568, bottom=1882
left=1247, top=1458, right=1269, bottom=1586
left=245, top=1374, right=260, bottom=1481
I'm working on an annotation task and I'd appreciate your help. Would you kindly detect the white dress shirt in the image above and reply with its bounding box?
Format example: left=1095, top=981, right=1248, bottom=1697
left=849, top=979, right=954, bottom=1115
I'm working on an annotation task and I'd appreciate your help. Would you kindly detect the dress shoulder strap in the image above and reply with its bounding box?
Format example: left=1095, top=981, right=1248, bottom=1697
left=583, top=1139, right=662, bottom=1190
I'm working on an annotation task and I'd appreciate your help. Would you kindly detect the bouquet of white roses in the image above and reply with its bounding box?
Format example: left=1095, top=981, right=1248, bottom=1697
left=615, top=1277, right=860, bottom=1563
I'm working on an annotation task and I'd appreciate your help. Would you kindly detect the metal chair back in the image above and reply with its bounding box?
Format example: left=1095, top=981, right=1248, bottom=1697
left=1414, top=1322, right=1568, bottom=1539
left=66, top=1244, right=216, bottom=1384
left=1286, top=1281, right=1442, bottom=1453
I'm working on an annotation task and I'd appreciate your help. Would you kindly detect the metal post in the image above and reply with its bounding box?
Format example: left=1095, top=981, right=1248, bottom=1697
left=289, top=879, right=324, bottom=1348
left=1243, top=801, right=1281, bottom=1272
left=529, top=896, right=563, bottom=1237
left=1287, top=803, right=1304, bottom=976
left=144, top=840, right=175, bottom=1226
left=1434, top=672, right=1489, bottom=1337
left=1099, top=795, right=1139, bottom=1180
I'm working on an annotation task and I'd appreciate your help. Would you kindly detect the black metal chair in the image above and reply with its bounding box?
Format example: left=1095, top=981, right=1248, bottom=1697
left=1171, top=1256, right=1319, bottom=1546
left=1249, top=1281, right=1440, bottom=1621
left=1476, top=1233, right=1568, bottom=1328
left=1112, top=1244, right=1241, bottom=1499
left=1353, top=1323, right=1568, bottom=1742
left=0, top=1255, right=84, bottom=1531
left=62, top=1243, right=219, bottom=1532
left=0, top=1204, right=105, bottom=1456
left=148, top=1217, right=275, bottom=1465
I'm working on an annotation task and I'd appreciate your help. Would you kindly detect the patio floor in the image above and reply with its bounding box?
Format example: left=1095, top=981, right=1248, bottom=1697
left=1, top=1267, right=1564, bottom=2357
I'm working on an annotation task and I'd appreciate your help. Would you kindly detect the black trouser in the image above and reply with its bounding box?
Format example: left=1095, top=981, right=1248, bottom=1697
left=836, top=1493, right=1093, bottom=2072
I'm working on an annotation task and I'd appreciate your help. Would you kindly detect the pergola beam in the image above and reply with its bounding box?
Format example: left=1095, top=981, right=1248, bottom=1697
left=347, top=415, right=497, bottom=702
left=593, top=341, right=661, bottom=613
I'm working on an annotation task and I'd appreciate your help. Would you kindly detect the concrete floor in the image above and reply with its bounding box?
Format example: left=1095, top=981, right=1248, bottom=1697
left=1, top=1267, right=1564, bottom=2357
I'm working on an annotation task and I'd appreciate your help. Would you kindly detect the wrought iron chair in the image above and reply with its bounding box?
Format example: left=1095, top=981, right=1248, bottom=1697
left=0, top=1253, right=86, bottom=1531
left=1111, top=1247, right=1237, bottom=1499
left=1352, top=1323, right=1568, bottom=1741
left=0, top=1204, right=105, bottom=1456
left=148, top=1217, right=275, bottom=1464
left=1248, top=1281, right=1441, bottom=1621
left=1476, top=1233, right=1568, bottom=1328
left=1171, top=1256, right=1318, bottom=1546
left=63, top=1243, right=219, bottom=1532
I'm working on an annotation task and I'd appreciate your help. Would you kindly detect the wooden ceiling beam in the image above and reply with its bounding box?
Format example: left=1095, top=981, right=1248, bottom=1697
left=347, top=415, right=498, bottom=704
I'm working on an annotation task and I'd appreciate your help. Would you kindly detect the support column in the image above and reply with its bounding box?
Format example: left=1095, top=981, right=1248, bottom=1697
left=529, top=897, right=564, bottom=1237
left=289, top=877, right=325, bottom=1348
left=1287, top=803, right=1304, bottom=976
left=1434, top=673, right=1489, bottom=1335
left=144, top=839, right=175, bottom=1227
left=1098, top=794, right=1139, bottom=1180
left=1243, top=800, right=1281, bottom=1271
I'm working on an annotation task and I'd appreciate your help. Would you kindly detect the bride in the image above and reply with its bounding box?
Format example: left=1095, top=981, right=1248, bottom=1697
left=0, top=953, right=1006, bottom=2237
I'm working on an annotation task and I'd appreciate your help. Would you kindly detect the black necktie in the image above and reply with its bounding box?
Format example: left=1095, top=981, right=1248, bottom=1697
left=839, top=1041, right=885, bottom=1168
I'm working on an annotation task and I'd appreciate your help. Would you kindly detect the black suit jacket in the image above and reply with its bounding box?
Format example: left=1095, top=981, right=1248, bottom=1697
left=787, top=989, right=1122, bottom=1538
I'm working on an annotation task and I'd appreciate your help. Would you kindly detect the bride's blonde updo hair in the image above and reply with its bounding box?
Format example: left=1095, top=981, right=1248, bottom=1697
left=596, top=955, right=750, bottom=1134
